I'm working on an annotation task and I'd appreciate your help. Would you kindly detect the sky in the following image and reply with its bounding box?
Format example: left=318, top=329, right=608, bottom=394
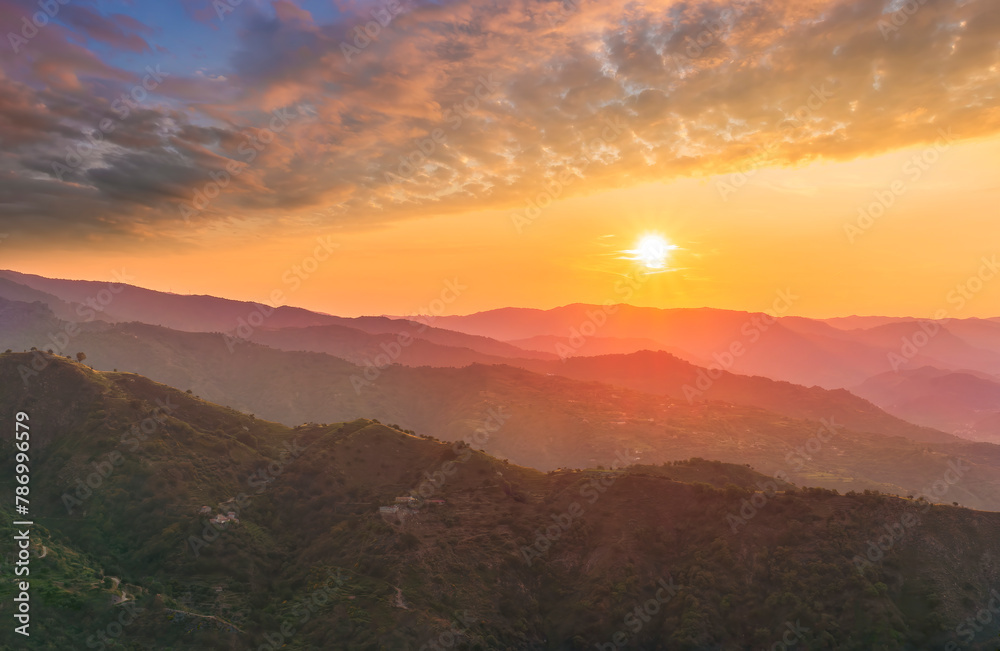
left=0, top=0, right=998, bottom=317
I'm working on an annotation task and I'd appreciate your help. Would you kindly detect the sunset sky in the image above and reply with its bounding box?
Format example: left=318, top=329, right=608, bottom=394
left=1, top=0, right=998, bottom=317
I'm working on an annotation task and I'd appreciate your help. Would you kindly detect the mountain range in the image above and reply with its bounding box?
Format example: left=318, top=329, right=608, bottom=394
left=5, top=270, right=1000, bottom=648
left=3, top=353, right=1000, bottom=649
left=3, top=273, right=1000, bottom=508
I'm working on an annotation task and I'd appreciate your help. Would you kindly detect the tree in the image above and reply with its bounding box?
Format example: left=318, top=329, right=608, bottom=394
left=76, top=352, right=87, bottom=363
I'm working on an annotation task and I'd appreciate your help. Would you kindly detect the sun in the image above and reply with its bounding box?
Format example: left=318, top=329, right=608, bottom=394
left=628, top=234, right=676, bottom=270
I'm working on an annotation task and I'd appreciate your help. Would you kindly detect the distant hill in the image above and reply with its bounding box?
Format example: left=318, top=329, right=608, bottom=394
left=246, top=323, right=534, bottom=368
left=248, top=319, right=556, bottom=367
left=429, top=304, right=900, bottom=388
left=328, top=316, right=556, bottom=360
left=0, top=272, right=558, bottom=365
left=3, top=354, right=1000, bottom=649
left=9, top=271, right=1000, bottom=389
left=844, top=322, right=1000, bottom=378
left=6, top=301, right=1000, bottom=511
left=510, top=350, right=956, bottom=444
left=506, top=334, right=694, bottom=360
left=821, top=316, right=918, bottom=330
left=256, top=322, right=949, bottom=444
left=0, top=269, right=343, bottom=333
left=923, top=318, right=1000, bottom=356
left=0, top=283, right=960, bottom=447
left=854, top=366, right=1000, bottom=442
left=434, top=304, right=1000, bottom=389
left=0, top=276, right=114, bottom=323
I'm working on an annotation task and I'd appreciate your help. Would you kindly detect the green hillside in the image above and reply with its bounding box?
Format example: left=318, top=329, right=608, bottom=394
left=2, top=354, right=1000, bottom=649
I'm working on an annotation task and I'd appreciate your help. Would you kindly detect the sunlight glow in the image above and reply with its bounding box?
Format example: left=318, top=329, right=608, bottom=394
left=627, top=234, right=677, bottom=270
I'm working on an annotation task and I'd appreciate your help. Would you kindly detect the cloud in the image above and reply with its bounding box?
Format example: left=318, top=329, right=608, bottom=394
left=60, top=5, right=153, bottom=53
left=0, top=0, right=997, bottom=245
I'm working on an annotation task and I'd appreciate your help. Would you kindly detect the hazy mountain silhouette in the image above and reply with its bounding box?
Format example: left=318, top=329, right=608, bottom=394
left=844, top=322, right=1000, bottom=377
left=854, top=366, right=1000, bottom=442
left=511, top=350, right=954, bottom=443
left=0, top=269, right=342, bottom=333
left=11, top=271, right=1000, bottom=389
left=435, top=305, right=1000, bottom=388
left=507, top=334, right=694, bottom=360
left=8, top=298, right=1000, bottom=511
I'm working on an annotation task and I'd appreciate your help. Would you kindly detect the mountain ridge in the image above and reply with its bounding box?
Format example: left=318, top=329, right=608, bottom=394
left=3, top=353, right=1000, bottom=649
